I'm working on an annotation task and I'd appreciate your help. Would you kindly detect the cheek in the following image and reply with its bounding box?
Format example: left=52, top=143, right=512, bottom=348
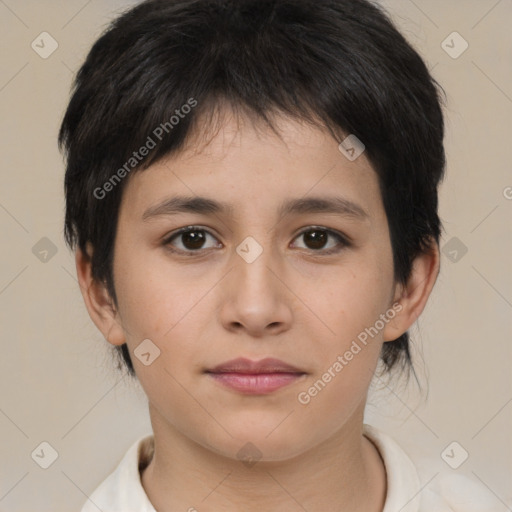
left=114, top=254, right=217, bottom=382
left=113, top=245, right=190, bottom=334
left=295, top=351, right=378, bottom=441
left=298, top=256, right=394, bottom=401
left=295, top=267, right=390, bottom=413
left=316, top=262, right=393, bottom=338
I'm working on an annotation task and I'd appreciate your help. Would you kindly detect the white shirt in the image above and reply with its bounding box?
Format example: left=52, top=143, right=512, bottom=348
left=80, top=424, right=500, bottom=511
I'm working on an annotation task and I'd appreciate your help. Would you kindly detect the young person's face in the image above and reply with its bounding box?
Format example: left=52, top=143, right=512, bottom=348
left=81, top=108, right=434, bottom=461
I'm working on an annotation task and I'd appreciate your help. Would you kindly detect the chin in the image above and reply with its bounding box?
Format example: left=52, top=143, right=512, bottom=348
left=203, top=422, right=315, bottom=463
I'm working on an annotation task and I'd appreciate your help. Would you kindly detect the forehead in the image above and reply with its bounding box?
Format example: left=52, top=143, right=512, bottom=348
left=119, top=109, right=384, bottom=223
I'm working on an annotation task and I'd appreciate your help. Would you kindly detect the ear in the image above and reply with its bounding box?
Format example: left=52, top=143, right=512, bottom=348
left=382, top=240, right=440, bottom=341
left=75, top=243, right=126, bottom=346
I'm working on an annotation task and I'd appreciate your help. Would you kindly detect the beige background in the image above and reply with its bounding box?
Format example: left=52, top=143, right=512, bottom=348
left=0, top=0, right=511, bottom=510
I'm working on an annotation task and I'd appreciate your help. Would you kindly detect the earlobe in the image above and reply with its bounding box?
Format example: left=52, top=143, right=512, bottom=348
left=382, top=241, right=440, bottom=341
left=75, top=243, right=126, bottom=346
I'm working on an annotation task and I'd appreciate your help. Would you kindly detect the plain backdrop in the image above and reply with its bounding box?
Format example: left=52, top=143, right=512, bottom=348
left=0, top=0, right=511, bottom=510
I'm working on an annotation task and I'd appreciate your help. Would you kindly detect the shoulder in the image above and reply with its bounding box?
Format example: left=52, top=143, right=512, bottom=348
left=80, top=434, right=156, bottom=512
left=419, top=471, right=505, bottom=511
left=363, top=424, right=502, bottom=512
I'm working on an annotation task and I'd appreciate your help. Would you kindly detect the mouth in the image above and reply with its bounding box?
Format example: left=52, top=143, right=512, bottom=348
left=205, top=357, right=307, bottom=395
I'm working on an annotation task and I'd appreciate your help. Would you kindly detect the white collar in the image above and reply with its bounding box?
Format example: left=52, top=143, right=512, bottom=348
left=81, top=424, right=475, bottom=512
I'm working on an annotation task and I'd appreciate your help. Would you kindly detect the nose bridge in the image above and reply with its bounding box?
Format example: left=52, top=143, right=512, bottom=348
left=234, top=233, right=280, bottom=294
left=218, top=231, right=293, bottom=335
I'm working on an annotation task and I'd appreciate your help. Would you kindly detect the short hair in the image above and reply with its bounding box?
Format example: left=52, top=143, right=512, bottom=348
left=58, top=0, right=446, bottom=379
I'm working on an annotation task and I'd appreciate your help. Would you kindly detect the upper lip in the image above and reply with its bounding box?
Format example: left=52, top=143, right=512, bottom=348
left=206, top=357, right=305, bottom=374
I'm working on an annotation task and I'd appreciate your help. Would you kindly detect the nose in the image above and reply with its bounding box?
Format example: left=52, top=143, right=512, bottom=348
left=219, top=243, right=293, bottom=337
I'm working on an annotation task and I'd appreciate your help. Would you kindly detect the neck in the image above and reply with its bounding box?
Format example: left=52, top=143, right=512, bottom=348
left=141, top=404, right=387, bottom=512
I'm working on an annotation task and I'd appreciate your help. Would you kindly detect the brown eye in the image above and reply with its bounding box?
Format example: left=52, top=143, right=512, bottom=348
left=180, top=229, right=206, bottom=249
left=163, top=227, right=221, bottom=253
left=292, top=227, right=349, bottom=254
left=303, top=229, right=328, bottom=249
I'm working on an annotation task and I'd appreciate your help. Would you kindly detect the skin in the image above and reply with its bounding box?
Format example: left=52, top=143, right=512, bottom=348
left=77, top=107, right=439, bottom=511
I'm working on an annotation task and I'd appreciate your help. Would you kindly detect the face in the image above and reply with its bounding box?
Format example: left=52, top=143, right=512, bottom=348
left=101, top=109, right=405, bottom=461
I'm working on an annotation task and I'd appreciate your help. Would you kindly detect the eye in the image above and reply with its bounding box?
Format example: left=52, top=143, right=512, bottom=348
left=162, top=225, right=350, bottom=256
left=291, top=227, right=350, bottom=254
left=162, top=226, right=221, bottom=254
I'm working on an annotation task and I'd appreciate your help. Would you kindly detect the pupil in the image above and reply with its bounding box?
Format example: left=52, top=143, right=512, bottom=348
left=180, top=229, right=328, bottom=251
left=305, top=230, right=326, bottom=249
left=183, top=230, right=205, bottom=249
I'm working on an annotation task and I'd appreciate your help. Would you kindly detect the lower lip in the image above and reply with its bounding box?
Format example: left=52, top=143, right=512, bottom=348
left=207, top=372, right=305, bottom=394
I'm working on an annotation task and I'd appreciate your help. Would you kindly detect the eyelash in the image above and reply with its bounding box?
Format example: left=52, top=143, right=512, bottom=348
left=161, top=225, right=351, bottom=256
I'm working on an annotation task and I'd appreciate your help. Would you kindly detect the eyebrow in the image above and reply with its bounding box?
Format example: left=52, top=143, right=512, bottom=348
left=142, top=195, right=368, bottom=221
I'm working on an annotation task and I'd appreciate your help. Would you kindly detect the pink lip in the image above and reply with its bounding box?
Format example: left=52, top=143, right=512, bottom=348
left=206, top=357, right=306, bottom=394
